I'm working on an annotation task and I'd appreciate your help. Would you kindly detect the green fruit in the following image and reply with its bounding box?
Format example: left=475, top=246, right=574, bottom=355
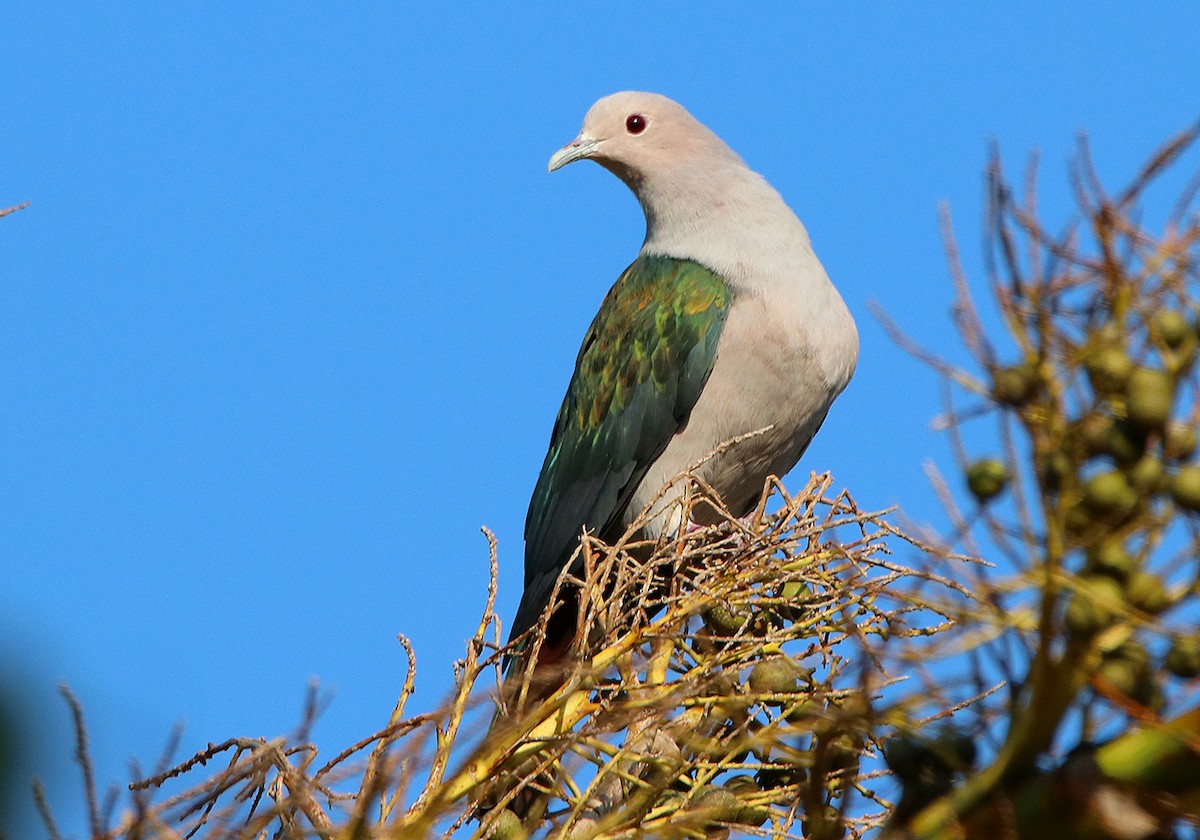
left=1085, top=540, right=1136, bottom=582
left=1082, top=470, right=1137, bottom=516
left=992, top=364, right=1039, bottom=406
left=1109, top=639, right=1151, bottom=668
left=777, top=579, right=812, bottom=621
left=703, top=603, right=745, bottom=636
left=1094, top=417, right=1137, bottom=465
left=749, top=658, right=799, bottom=702
left=1084, top=346, right=1134, bottom=394
left=722, top=776, right=771, bottom=826
left=836, top=691, right=872, bottom=719
left=723, top=775, right=759, bottom=794
left=691, top=786, right=742, bottom=823
left=1126, top=571, right=1171, bottom=614
left=1164, top=636, right=1200, bottom=678
left=1063, top=502, right=1093, bottom=534
left=1163, top=422, right=1198, bottom=461
left=1065, top=597, right=1105, bottom=636
left=825, top=734, right=860, bottom=771
left=750, top=609, right=784, bottom=636
left=1083, top=417, right=1145, bottom=465
left=902, top=766, right=955, bottom=810
left=1153, top=310, right=1190, bottom=350
left=1170, top=465, right=1200, bottom=512
left=779, top=579, right=810, bottom=601
left=1125, top=368, right=1174, bottom=432
left=1065, top=575, right=1125, bottom=636
left=932, top=727, right=977, bottom=770
left=883, top=734, right=927, bottom=781
left=1126, top=455, right=1165, bottom=493
left=801, top=804, right=845, bottom=840
left=700, top=667, right=744, bottom=720
left=783, top=698, right=822, bottom=724
left=491, top=809, right=527, bottom=840
left=966, top=458, right=1009, bottom=502
left=1099, top=657, right=1144, bottom=696
left=1101, top=643, right=1160, bottom=706
left=756, top=765, right=805, bottom=789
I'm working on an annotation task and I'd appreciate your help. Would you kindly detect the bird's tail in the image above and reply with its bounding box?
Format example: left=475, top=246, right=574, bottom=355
left=473, top=595, right=583, bottom=830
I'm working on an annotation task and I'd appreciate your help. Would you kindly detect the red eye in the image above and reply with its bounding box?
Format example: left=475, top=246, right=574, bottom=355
left=625, top=114, right=647, bottom=135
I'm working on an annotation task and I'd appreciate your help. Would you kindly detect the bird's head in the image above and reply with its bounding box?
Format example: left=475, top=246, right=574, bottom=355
left=548, top=91, right=740, bottom=190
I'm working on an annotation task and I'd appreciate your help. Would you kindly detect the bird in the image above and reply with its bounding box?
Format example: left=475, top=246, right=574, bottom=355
left=508, top=91, right=858, bottom=677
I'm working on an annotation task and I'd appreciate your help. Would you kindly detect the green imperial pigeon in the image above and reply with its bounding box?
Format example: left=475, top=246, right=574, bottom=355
left=511, top=91, right=858, bottom=665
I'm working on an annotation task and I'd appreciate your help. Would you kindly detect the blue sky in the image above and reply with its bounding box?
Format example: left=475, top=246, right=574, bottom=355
left=2, top=3, right=1198, bottom=835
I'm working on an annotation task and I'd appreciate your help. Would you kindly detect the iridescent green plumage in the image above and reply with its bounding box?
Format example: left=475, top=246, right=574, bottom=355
left=511, top=255, right=730, bottom=642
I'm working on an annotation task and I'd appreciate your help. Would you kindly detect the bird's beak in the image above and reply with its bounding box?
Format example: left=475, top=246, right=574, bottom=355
left=548, top=133, right=601, bottom=173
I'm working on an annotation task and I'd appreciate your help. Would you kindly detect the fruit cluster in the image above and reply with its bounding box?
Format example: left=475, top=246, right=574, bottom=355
left=969, top=297, right=1199, bottom=708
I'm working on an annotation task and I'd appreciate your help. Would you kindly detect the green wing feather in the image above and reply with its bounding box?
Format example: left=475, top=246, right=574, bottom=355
left=511, top=255, right=730, bottom=642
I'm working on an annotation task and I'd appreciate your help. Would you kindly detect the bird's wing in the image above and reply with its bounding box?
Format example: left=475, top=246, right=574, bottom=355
left=511, top=254, right=730, bottom=641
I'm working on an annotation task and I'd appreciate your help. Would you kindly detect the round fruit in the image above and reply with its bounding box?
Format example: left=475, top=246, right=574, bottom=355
left=883, top=734, right=926, bottom=781
left=836, top=691, right=872, bottom=719
left=723, top=775, right=759, bottom=795
left=779, top=579, right=810, bottom=601
left=802, top=804, right=846, bottom=840
left=704, top=603, right=745, bottom=636
left=1109, top=639, right=1151, bottom=668
left=1126, top=571, right=1171, bottom=614
left=1126, top=455, right=1165, bottom=493
left=1125, top=368, right=1174, bottom=432
left=736, top=801, right=772, bottom=827
left=1063, top=502, right=1092, bottom=534
left=491, top=809, right=526, bottom=840
left=966, top=458, right=1009, bottom=502
left=1099, top=656, right=1144, bottom=696
left=825, top=734, right=860, bottom=771
left=1153, top=310, right=1191, bottom=350
left=1170, top=465, right=1200, bottom=512
left=756, top=765, right=805, bottom=789
left=777, top=579, right=812, bottom=621
left=1084, top=346, right=1134, bottom=394
left=1064, top=575, right=1124, bottom=635
left=692, top=786, right=742, bottom=823
left=1163, top=422, right=1198, bottom=462
left=1165, top=636, right=1200, bottom=679
left=1085, top=417, right=1145, bottom=466
left=902, top=766, right=955, bottom=810
left=723, top=776, right=771, bottom=826
left=1100, top=643, right=1161, bottom=707
left=749, top=658, right=799, bottom=701
left=783, top=698, right=821, bottom=724
left=1085, top=540, right=1136, bottom=581
left=933, top=727, right=977, bottom=769
left=750, top=610, right=783, bottom=636
left=1082, top=470, right=1136, bottom=516
left=1065, top=597, right=1105, bottom=636
left=992, top=364, right=1039, bottom=406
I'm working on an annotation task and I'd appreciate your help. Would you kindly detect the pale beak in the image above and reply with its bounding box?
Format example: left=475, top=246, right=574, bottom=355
left=548, top=134, right=602, bottom=173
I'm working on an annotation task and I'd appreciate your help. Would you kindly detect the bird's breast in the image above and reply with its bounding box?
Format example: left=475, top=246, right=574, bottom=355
left=628, top=287, right=857, bottom=532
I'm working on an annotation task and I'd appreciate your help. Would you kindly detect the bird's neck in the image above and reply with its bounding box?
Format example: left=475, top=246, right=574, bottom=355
left=630, top=164, right=817, bottom=295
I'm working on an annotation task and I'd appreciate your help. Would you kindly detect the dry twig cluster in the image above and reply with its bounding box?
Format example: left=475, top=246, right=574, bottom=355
left=54, top=473, right=974, bottom=839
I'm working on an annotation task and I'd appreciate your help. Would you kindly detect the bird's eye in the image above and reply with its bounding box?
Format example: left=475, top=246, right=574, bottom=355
left=625, top=114, right=647, bottom=135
